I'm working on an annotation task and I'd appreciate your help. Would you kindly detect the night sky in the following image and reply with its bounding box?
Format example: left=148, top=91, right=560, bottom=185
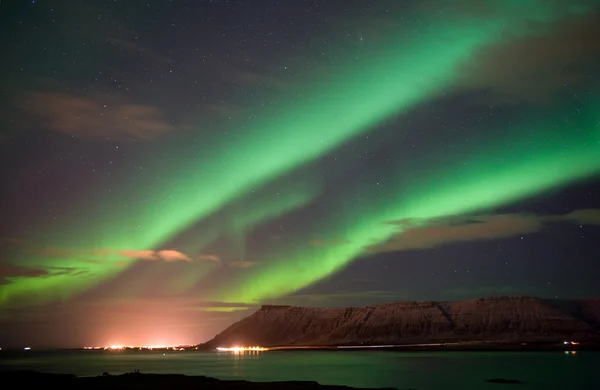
left=1, top=0, right=600, bottom=349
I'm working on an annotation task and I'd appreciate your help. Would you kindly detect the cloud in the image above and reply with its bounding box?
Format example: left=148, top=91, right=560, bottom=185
left=91, top=298, right=255, bottom=313
left=118, top=250, right=157, bottom=260
left=201, top=302, right=253, bottom=312
left=370, top=209, right=600, bottom=253
left=21, top=92, right=175, bottom=140
left=457, top=9, right=600, bottom=103
left=561, top=209, right=600, bottom=225
left=118, top=249, right=193, bottom=262
left=24, top=247, right=117, bottom=266
left=0, top=264, right=85, bottom=285
left=34, top=248, right=112, bottom=257
left=370, top=214, right=544, bottom=253
left=229, top=260, right=256, bottom=268
left=0, top=264, right=49, bottom=284
left=197, top=254, right=221, bottom=262
left=208, top=57, right=285, bottom=88
left=31, top=248, right=204, bottom=263
left=44, top=266, right=89, bottom=277
left=27, top=246, right=224, bottom=265
left=155, top=250, right=192, bottom=262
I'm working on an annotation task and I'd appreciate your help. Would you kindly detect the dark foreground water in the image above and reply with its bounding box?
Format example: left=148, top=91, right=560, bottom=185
left=1, top=349, right=598, bottom=389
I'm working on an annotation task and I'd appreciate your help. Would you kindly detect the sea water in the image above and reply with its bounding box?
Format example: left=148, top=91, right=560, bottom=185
left=1, top=349, right=598, bottom=389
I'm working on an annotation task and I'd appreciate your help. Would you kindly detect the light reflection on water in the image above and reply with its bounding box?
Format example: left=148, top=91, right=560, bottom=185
left=1, top=349, right=598, bottom=390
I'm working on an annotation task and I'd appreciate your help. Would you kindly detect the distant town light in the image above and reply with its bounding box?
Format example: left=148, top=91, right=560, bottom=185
left=216, top=346, right=268, bottom=352
left=83, top=344, right=192, bottom=350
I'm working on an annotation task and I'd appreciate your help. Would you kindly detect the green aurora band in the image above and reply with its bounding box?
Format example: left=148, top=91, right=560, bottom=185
left=0, top=170, right=322, bottom=304
left=213, top=99, right=600, bottom=302
left=1, top=0, right=598, bottom=306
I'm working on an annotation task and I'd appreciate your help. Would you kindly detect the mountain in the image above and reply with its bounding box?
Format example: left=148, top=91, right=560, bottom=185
left=201, top=296, right=600, bottom=348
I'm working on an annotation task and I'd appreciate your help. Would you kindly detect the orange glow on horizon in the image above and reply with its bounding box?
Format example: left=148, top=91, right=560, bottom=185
left=216, top=346, right=269, bottom=353
left=83, top=344, right=193, bottom=350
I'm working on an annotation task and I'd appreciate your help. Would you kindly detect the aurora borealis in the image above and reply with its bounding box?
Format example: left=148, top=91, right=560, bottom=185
left=1, top=0, right=600, bottom=348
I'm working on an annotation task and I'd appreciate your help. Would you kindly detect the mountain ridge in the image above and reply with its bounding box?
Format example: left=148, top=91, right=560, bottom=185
left=200, top=296, right=600, bottom=349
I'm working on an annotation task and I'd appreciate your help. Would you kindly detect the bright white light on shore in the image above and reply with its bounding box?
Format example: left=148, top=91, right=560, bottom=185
left=216, top=346, right=269, bottom=352
left=24, top=347, right=31, bottom=350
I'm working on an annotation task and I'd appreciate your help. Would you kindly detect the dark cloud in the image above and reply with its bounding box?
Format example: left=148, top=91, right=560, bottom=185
left=33, top=248, right=112, bottom=257
left=562, top=209, right=600, bottom=225
left=20, top=92, right=175, bottom=140
left=0, top=263, right=49, bottom=285
left=0, top=263, right=84, bottom=285
left=370, top=209, right=600, bottom=253
left=370, top=214, right=544, bottom=253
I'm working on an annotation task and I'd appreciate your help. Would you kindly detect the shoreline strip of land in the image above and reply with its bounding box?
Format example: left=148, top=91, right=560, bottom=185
left=0, top=370, right=399, bottom=390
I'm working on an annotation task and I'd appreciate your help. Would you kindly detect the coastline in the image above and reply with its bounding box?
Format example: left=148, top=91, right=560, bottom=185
left=0, top=370, right=399, bottom=390
left=1, top=339, right=598, bottom=353
left=265, top=340, right=599, bottom=352
left=201, top=339, right=600, bottom=353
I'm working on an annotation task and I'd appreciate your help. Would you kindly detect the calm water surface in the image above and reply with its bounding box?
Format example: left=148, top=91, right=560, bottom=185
left=1, top=349, right=598, bottom=389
